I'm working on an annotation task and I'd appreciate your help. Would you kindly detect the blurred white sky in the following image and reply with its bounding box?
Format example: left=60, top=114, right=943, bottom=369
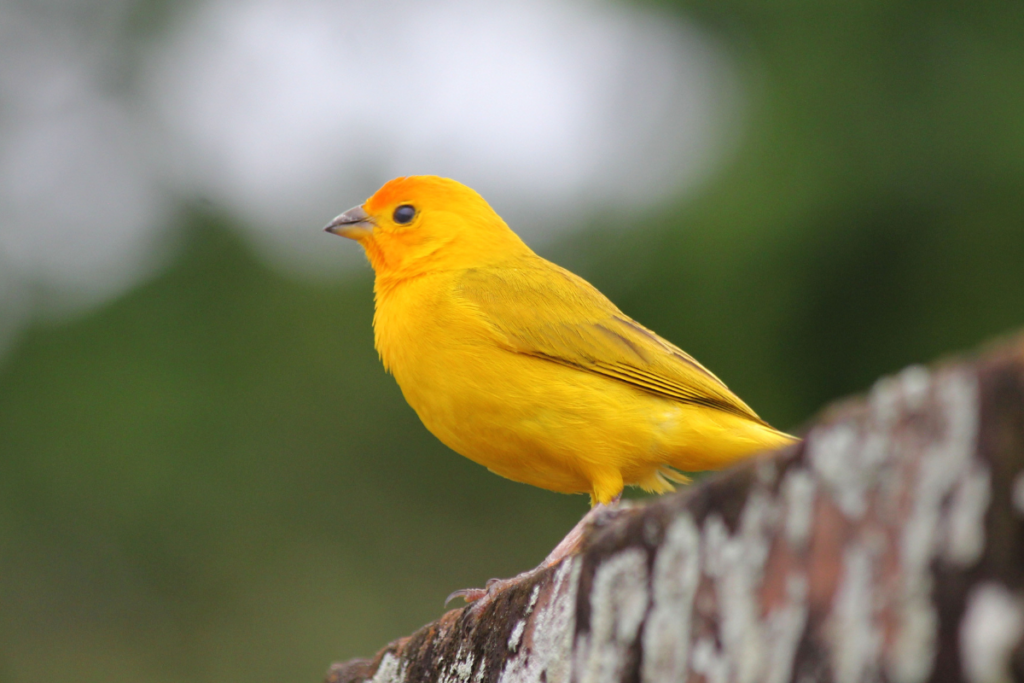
left=0, top=0, right=740, bottom=353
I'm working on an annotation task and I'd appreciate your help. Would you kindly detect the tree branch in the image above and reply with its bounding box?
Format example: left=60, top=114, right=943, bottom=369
left=327, top=333, right=1024, bottom=683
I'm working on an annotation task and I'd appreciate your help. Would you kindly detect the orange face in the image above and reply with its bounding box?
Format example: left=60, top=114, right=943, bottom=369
left=325, top=176, right=529, bottom=278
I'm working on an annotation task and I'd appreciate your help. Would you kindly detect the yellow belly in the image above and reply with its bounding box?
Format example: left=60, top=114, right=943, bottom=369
left=397, top=343, right=649, bottom=494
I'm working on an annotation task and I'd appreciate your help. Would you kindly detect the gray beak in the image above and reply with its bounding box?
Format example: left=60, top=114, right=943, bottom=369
left=324, top=205, right=374, bottom=239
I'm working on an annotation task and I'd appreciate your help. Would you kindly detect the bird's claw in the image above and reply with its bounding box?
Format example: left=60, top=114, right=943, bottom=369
left=444, top=577, right=517, bottom=609
left=444, top=587, right=488, bottom=607
left=443, top=501, right=630, bottom=610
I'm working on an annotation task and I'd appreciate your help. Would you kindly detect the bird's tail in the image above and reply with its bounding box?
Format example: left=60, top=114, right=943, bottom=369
left=683, top=420, right=798, bottom=473
left=657, top=414, right=799, bottom=488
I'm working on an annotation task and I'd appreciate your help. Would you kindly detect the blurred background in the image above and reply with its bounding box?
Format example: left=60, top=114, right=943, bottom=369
left=1, top=0, right=1023, bottom=680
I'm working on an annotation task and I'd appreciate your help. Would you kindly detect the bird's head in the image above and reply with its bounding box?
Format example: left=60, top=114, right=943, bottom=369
left=325, top=176, right=531, bottom=279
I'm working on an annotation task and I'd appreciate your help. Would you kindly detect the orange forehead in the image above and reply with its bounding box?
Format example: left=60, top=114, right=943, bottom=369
left=364, top=176, right=410, bottom=212
left=363, top=175, right=469, bottom=214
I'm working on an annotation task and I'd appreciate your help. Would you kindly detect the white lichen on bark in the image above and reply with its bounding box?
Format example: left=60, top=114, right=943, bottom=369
left=943, top=463, right=991, bottom=566
left=641, top=513, right=700, bottom=683
left=507, top=585, right=541, bottom=654
left=762, top=574, right=808, bottom=683
left=781, top=468, right=816, bottom=550
left=830, top=543, right=882, bottom=683
left=576, top=548, right=649, bottom=683
left=892, top=369, right=983, bottom=683
left=713, top=490, right=779, bottom=683
left=960, top=583, right=1024, bottom=683
left=498, top=557, right=580, bottom=683
left=371, top=653, right=406, bottom=683
left=809, top=421, right=867, bottom=518
left=439, top=645, right=478, bottom=683
left=331, top=338, right=1024, bottom=683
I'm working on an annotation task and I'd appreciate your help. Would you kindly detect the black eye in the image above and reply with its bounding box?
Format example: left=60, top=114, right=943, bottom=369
left=393, top=204, right=416, bottom=224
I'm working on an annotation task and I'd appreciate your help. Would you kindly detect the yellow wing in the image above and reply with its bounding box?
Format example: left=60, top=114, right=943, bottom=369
left=455, top=259, right=767, bottom=425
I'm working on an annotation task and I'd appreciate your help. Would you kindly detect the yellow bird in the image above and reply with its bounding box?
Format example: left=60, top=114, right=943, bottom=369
left=326, top=176, right=794, bottom=507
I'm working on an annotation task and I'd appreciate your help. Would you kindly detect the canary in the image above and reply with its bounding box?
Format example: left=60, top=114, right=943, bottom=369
left=326, top=176, right=794, bottom=506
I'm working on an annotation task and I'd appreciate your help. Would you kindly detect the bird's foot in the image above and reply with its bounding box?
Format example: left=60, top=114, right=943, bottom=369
left=444, top=497, right=628, bottom=611
left=444, top=573, right=537, bottom=609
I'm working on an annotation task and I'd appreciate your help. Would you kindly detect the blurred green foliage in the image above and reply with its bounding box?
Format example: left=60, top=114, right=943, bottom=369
left=2, top=1, right=1023, bottom=682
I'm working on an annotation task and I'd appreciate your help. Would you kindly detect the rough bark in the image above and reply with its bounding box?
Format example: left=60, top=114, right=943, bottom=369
left=327, top=333, right=1024, bottom=683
